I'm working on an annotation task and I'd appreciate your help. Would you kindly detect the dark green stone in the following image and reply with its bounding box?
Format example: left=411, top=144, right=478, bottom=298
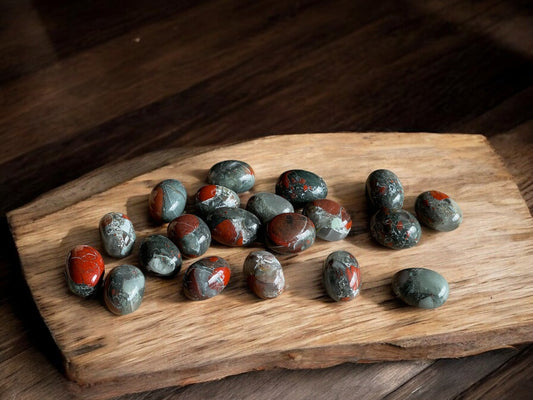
left=323, top=250, right=361, bottom=302
left=392, top=268, right=449, bottom=309
left=207, top=160, right=255, bottom=193
left=139, top=234, right=182, bottom=278
left=246, top=192, right=294, bottom=223
left=370, top=208, right=421, bottom=249
left=104, top=265, right=145, bottom=315
left=365, top=169, right=404, bottom=211
left=275, top=169, right=328, bottom=207
left=243, top=250, right=285, bottom=299
left=415, top=190, right=463, bottom=231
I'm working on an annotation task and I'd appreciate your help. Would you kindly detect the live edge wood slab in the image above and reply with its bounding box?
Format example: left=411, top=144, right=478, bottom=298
left=7, top=133, right=533, bottom=399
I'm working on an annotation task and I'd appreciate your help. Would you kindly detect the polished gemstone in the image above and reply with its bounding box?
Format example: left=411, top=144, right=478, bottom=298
left=104, top=265, right=145, bottom=315
left=275, top=169, right=328, bottom=207
left=370, top=208, right=421, bottom=249
left=243, top=250, right=285, bottom=299
left=415, top=190, right=463, bottom=231
left=392, top=268, right=449, bottom=309
left=194, top=184, right=240, bottom=216
left=266, top=212, right=316, bottom=254
left=365, top=169, right=404, bottom=211
left=246, top=192, right=294, bottom=223
left=206, top=207, right=261, bottom=247
left=99, top=212, right=136, bottom=258
left=65, top=245, right=105, bottom=298
left=182, top=256, right=231, bottom=300
left=303, top=199, right=352, bottom=241
left=207, top=160, right=255, bottom=193
left=139, top=234, right=182, bottom=278
left=323, top=250, right=361, bottom=302
left=148, top=179, right=187, bottom=223
left=167, top=214, right=211, bottom=258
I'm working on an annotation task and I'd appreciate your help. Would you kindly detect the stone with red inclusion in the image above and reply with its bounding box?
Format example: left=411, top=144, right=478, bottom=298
left=167, top=214, right=211, bottom=258
left=65, top=245, right=105, bottom=298
left=415, top=190, right=462, bottom=232
left=183, top=256, right=231, bottom=300
left=275, top=169, right=328, bottom=208
left=370, top=208, right=421, bottom=249
left=323, top=250, right=361, bottom=302
left=265, top=212, right=316, bottom=254
left=206, top=207, right=261, bottom=247
left=303, top=199, right=352, bottom=241
left=194, top=184, right=240, bottom=217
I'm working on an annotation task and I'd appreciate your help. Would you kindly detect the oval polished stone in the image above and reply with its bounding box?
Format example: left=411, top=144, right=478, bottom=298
left=246, top=192, right=294, bottom=223
left=99, top=212, right=136, bottom=258
left=365, top=169, right=404, bottom=211
left=303, top=199, right=352, bottom=241
left=392, top=268, right=449, bottom=309
left=370, top=209, right=421, bottom=249
left=266, top=213, right=316, bottom=254
left=148, top=179, right=187, bottom=223
left=207, top=160, right=255, bottom=193
left=194, top=184, right=240, bottom=217
left=323, top=250, right=361, bottom=302
left=243, top=250, right=285, bottom=299
left=139, top=234, right=182, bottom=278
left=275, top=169, right=328, bottom=207
left=167, top=214, right=211, bottom=258
left=104, top=265, right=145, bottom=315
left=206, top=207, right=261, bottom=247
left=183, top=256, right=231, bottom=300
left=65, top=245, right=105, bottom=298
left=415, top=190, right=463, bottom=232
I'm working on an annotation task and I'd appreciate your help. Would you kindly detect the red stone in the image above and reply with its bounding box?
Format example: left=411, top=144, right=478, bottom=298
left=66, top=245, right=105, bottom=287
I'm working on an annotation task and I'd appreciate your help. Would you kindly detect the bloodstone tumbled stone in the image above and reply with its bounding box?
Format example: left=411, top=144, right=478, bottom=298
left=104, top=265, right=145, bottom=315
left=99, top=212, right=136, bottom=258
left=246, top=192, right=294, bottom=223
left=323, top=250, right=361, bottom=302
left=167, top=214, right=211, bottom=258
left=243, top=250, right=285, bottom=299
left=415, top=190, right=463, bottom=232
left=207, top=160, right=255, bottom=193
left=65, top=245, right=105, bottom=298
left=183, top=256, right=231, bottom=300
left=194, top=184, right=240, bottom=217
left=148, top=179, right=187, bottom=223
left=266, top=212, right=316, bottom=254
left=275, top=169, right=328, bottom=207
left=392, top=268, right=449, bottom=309
left=206, top=207, right=261, bottom=247
left=303, top=199, right=352, bottom=241
left=370, top=208, right=421, bottom=249
left=139, top=234, right=182, bottom=278
left=365, top=169, right=404, bottom=211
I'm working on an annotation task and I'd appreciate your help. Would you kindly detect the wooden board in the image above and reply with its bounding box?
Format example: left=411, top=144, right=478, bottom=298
left=7, top=133, right=533, bottom=398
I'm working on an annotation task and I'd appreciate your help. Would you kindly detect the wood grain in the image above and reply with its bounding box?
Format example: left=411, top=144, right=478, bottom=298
left=7, top=133, right=533, bottom=398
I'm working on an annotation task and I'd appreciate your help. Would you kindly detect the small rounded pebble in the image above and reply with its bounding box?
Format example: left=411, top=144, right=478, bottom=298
left=303, top=199, right=352, bottom=241
left=139, top=234, right=182, bottom=278
left=266, top=213, right=316, bottom=254
left=275, top=169, right=328, bottom=207
left=415, top=190, right=463, bottom=231
left=370, top=208, right=421, bottom=249
left=206, top=207, right=261, bottom=247
left=365, top=169, right=404, bottom=211
left=246, top=192, right=294, bottom=223
left=194, top=184, right=240, bottom=216
left=243, top=251, right=285, bottom=299
left=148, top=179, right=187, bottom=223
left=65, top=245, right=105, bottom=298
left=392, top=268, right=449, bottom=309
left=323, top=250, right=361, bottom=302
left=207, top=160, right=255, bottom=193
left=183, top=256, right=231, bottom=300
left=167, top=214, right=211, bottom=258
left=99, top=212, right=136, bottom=258
left=104, top=265, right=145, bottom=315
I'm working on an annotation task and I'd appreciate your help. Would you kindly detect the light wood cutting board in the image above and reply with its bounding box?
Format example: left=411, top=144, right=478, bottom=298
left=7, top=133, right=533, bottom=399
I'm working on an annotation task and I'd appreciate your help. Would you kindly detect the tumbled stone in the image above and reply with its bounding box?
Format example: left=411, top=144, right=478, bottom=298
left=183, top=256, right=231, bottom=300
left=207, top=160, right=255, bottom=193
left=65, top=245, right=105, bottom=298
left=370, top=208, right=421, bottom=249
left=392, top=268, right=449, bottom=309
left=365, top=169, right=404, bottom=211
left=167, top=214, right=211, bottom=258
left=99, top=212, right=136, bottom=258
left=206, top=207, right=261, bottom=247
left=148, top=179, right=187, bottom=223
left=104, top=265, right=145, bottom=315
left=139, top=234, right=182, bottom=278
left=275, top=169, right=328, bottom=207
left=323, top=250, right=361, bottom=302
left=266, top=212, right=316, bottom=254
left=246, top=192, right=294, bottom=223
left=194, top=184, right=240, bottom=216
left=303, top=199, right=352, bottom=241
left=243, top=250, right=285, bottom=299
left=415, top=190, right=463, bottom=232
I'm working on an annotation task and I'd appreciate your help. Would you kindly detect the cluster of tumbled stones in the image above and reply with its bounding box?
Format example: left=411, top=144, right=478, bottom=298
left=64, top=162, right=461, bottom=315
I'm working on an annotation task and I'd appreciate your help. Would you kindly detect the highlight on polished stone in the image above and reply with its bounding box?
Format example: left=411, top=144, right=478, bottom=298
left=207, top=160, right=255, bottom=193
left=99, top=212, right=136, bottom=258
left=138, top=234, right=182, bottom=278
left=148, top=179, right=188, bottom=223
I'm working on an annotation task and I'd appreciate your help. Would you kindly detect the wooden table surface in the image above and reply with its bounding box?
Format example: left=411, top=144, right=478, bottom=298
left=1, top=1, right=532, bottom=399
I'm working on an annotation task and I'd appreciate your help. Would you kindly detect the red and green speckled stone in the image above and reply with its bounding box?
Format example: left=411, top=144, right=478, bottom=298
left=104, top=264, right=145, bottom=315
left=265, top=212, right=316, bottom=254
left=303, top=199, right=352, bottom=241
left=206, top=207, right=261, bottom=247
left=148, top=179, right=187, bottom=223
left=167, top=214, right=211, bottom=258
left=275, top=169, right=328, bottom=208
left=415, top=190, right=463, bottom=232
left=243, top=250, right=285, bottom=299
left=182, top=256, right=231, bottom=300
left=365, top=169, right=404, bottom=211
left=65, top=245, right=105, bottom=298
left=99, top=212, right=136, bottom=258
left=370, top=208, right=422, bottom=249
left=207, top=160, right=255, bottom=193
left=323, top=250, right=361, bottom=302
left=193, top=184, right=240, bottom=217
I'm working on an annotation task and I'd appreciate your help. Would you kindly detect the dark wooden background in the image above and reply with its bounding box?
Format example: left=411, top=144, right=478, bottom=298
left=1, top=0, right=532, bottom=398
